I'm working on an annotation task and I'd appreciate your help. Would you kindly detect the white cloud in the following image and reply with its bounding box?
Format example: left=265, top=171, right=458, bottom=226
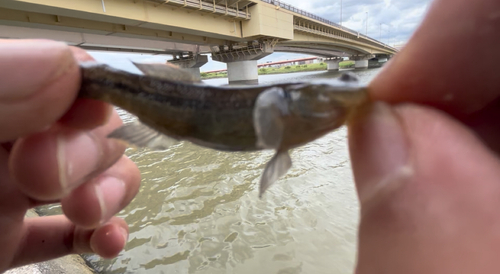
left=291, top=0, right=432, bottom=46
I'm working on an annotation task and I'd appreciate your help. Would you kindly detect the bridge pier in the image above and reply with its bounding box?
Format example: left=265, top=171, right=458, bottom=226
left=350, top=54, right=375, bottom=69
left=355, top=60, right=369, bottom=69
left=168, top=54, right=208, bottom=79
left=367, top=54, right=392, bottom=68
left=227, top=60, right=259, bottom=85
left=325, top=57, right=343, bottom=71
left=211, top=42, right=274, bottom=85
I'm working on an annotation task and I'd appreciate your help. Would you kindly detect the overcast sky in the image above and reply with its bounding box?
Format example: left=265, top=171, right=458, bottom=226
left=90, top=0, right=433, bottom=72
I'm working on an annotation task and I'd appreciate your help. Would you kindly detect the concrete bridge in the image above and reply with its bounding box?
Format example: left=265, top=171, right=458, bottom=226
left=0, top=0, right=397, bottom=83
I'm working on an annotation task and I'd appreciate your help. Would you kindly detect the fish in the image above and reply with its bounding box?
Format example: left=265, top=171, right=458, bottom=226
left=77, top=61, right=369, bottom=197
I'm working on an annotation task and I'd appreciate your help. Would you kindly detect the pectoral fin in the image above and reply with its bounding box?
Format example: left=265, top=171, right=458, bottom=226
left=253, top=87, right=289, bottom=149
left=132, top=61, right=202, bottom=83
left=108, top=120, right=179, bottom=150
left=259, top=150, right=292, bottom=198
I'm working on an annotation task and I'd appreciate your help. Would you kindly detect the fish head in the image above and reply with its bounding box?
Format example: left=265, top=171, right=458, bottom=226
left=279, top=73, right=369, bottom=148
left=252, top=72, right=369, bottom=197
left=253, top=72, right=369, bottom=151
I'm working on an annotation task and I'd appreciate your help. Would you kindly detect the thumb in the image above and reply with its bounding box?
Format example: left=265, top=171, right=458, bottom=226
left=349, top=102, right=500, bottom=274
left=0, top=40, right=80, bottom=142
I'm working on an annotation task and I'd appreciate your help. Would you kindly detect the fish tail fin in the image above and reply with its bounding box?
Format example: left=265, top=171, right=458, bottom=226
left=78, top=62, right=113, bottom=101
left=78, top=61, right=140, bottom=104
left=259, top=150, right=292, bottom=198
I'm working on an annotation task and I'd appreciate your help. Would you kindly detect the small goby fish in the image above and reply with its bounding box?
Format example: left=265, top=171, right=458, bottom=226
left=78, top=62, right=369, bottom=197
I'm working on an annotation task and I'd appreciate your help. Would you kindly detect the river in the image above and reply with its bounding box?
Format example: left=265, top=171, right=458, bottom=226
left=39, top=68, right=382, bottom=274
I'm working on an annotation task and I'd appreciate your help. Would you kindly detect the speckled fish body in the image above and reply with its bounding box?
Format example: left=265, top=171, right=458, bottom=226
left=80, top=63, right=263, bottom=151
left=77, top=62, right=369, bottom=196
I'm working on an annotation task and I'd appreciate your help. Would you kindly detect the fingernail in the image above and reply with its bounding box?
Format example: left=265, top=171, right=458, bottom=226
left=0, top=40, right=74, bottom=100
left=349, top=102, right=412, bottom=206
left=95, top=177, right=126, bottom=225
left=57, top=131, right=102, bottom=192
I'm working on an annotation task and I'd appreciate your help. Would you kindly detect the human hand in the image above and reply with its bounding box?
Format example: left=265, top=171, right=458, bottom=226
left=349, top=0, right=500, bottom=273
left=0, top=40, right=140, bottom=272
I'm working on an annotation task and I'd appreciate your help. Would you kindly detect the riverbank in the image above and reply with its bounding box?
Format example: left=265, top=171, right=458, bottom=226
left=5, top=210, right=96, bottom=274
left=201, top=61, right=355, bottom=80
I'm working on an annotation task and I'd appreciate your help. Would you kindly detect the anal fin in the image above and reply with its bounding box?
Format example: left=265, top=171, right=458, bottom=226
left=108, top=120, right=179, bottom=150
left=259, top=150, right=292, bottom=198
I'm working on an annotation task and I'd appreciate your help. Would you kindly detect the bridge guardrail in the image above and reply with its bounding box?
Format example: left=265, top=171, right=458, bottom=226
left=260, top=0, right=397, bottom=51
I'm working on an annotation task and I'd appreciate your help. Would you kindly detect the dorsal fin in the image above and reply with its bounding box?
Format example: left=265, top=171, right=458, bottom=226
left=132, top=61, right=202, bottom=83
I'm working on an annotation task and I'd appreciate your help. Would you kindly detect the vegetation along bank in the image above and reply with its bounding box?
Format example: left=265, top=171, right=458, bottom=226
left=201, top=61, right=355, bottom=80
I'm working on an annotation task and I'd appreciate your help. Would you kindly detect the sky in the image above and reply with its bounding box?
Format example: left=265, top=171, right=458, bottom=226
left=89, top=0, right=433, bottom=72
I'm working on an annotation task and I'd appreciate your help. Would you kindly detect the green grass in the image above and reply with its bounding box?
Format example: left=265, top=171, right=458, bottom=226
left=200, top=71, right=227, bottom=79
left=201, top=61, right=355, bottom=79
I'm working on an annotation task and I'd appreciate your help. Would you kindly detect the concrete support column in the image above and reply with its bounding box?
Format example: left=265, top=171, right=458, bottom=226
left=367, top=54, right=391, bottom=68
left=325, top=57, right=343, bottom=71
left=227, top=60, right=258, bottom=85
left=355, top=59, right=369, bottom=69
left=350, top=54, right=375, bottom=70
left=211, top=41, right=274, bottom=85
left=168, top=54, right=208, bottom=78
left=183, top=67, right=202, bottom=79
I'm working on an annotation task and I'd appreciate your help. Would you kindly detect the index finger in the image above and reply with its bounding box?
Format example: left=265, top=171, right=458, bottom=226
left=0, top=40, right=113, bottom=142
left=370, top=0, right=500, bottom=118
left=0, top=39, right=79, bottom=142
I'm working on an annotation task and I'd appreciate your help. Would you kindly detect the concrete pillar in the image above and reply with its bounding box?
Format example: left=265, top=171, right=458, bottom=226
left=325, top=58, right=342, bottom=71
left=227, top=60, right=258, bottom=85
left=355, top=59, right=369, bottom=69
left=350, top=54, right=375, bottom=70
left=168, top=54, right=208, bottom=78
left=184, top=67, right=202, bottom=79
left=211, top=41, right=274, bottom=85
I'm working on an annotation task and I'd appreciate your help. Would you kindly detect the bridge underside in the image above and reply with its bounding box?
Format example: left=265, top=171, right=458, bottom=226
left=0, top=0, right=396, bottom=61
left=275, top=39, right=369, bottom=56
left=0, top=22, right=380, bottom=60
left=0, top=24, right=212, bottom=55
left=291, top=32, right=390, bottom=55
left=273, top=46, right=349, bottom=58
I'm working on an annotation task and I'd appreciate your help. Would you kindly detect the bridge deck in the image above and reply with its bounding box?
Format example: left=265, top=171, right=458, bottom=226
left=0, top=0, right=397, bottom=56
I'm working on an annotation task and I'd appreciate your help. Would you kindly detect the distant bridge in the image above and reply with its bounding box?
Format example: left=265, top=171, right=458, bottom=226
left=0, top=0, right=397, bottom=83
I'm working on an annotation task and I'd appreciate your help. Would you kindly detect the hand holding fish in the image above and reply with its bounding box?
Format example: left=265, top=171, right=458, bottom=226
left=351, top=0, right=500, bottom=272
left=0, top=40, right=140, bottom=272
left=0, top=0, right=499, bottom=272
